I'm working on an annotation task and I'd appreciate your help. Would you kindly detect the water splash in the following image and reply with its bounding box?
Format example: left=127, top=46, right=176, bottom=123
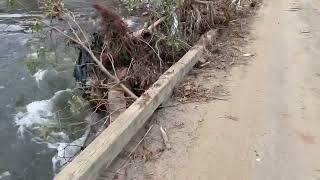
left=14, top=89, right=72, bottom=135
left=0, top=171, right=10, bottom=179
left=33, top=69, right=48, bottom=84
left=50, top=127, right=90, bottom=173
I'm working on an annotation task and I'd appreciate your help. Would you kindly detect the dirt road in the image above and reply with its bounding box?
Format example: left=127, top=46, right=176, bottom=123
left=168, top=0, right=320, bottom=179
left=118, top=0, right=320, bottom=180
left=105, top=0, right=320, bottom=179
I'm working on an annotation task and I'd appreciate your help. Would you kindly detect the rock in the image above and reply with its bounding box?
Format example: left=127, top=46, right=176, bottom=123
left=142, top=12, right=149, bottom=16
left=243, top=53, right=254, bottom=57
left=184, top=85, right=192, bottom=91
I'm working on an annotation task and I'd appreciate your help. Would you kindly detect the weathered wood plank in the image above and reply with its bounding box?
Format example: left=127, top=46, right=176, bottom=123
left=54, top=29, right=218, bottom=180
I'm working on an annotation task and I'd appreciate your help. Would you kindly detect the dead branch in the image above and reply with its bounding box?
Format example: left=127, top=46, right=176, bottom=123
left=44, top=23, right=138, bottom=100
left=79, top=43, right=138, bottom=99
left=148, top=16, right=167, bottom=32
left=132, top=16, right=166, bottom=38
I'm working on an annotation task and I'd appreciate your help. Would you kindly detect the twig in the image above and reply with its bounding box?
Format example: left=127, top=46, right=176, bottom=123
left=229, top=58, right=235, bottom=66
left=160, top=126, right=171, bottom=150
left=132, top=16, right=166, bottom=37
left=194, top=0, right=214, bottom=5
left=158, top=97, right=229, bottom=109
left=125, top=58, right=134, bottom=78
left=100, top=43, right=108, bottom=63
left=116, top=125, right=155, bottom=173
left=148, top=16, right=166, bottom=32
left=155, top=37, right=165, bottom=71
left=106, top=53, right=118, bottom=79
left=66, top=12, right=90, bottom=46
left=200, top=61, right=211, bottom=68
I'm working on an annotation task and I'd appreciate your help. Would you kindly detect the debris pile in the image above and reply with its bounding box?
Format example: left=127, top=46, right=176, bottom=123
left=69, top=0, right=258, bottom=145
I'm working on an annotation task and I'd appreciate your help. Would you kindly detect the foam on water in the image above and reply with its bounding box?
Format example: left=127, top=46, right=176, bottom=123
left=0, top=24, right=25, bottom=32
left=33, top=69, right=48, bottom=84
left=33, top=68, right=60, bottom=87
left=0, top=14, right=38, bottom=18
left=50, top=127, right=90, bottom=173
left=0, top=171, right=10, bottom=179
left=14, top=88, right=93, bottom=173
left=14, top=89, right=71, bottom=135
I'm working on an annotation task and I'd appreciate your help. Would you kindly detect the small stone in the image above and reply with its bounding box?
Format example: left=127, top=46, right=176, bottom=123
left=142, top=12, right=149, bottom=16
left=300, top=29, right=310, bottom=33
left=243, top=53, right=254, bottom=57
left=184, top=85, right=192, bottom=91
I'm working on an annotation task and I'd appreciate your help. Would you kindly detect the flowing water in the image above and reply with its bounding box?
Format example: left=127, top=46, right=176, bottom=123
left=0, top=0, right=124, bottom=179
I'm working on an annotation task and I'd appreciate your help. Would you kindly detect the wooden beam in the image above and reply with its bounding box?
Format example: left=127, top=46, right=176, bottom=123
left=54, top=29, right=218, bottom=180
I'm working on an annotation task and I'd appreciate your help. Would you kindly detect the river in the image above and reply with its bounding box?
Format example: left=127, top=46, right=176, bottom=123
left=0, top=0, right=123, bottom=179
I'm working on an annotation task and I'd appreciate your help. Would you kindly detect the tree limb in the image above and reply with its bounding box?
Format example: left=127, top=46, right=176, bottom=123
left=45, top=23, right=138, bottom=100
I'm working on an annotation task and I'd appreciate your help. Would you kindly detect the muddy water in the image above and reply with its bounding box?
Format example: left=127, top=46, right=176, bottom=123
left=0, top=0, right=123, bottom=179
